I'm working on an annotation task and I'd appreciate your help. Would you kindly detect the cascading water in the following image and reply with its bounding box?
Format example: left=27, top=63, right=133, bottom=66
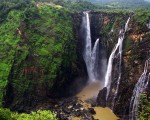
left=129, top=58, right=150, bottom=120
left=91, top=38, right=100, bottom=79
left=111, top=17, right=130, bottom=109
left=104, top=17, right=130, bottom=101
left=82, top=12, right=100, bottom=82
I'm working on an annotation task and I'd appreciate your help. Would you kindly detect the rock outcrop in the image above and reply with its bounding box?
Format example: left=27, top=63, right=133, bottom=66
left=97, top=87, right=107, bottom=107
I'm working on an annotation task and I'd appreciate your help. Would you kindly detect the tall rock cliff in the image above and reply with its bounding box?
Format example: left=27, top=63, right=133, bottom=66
left=95, top=10, right=150, bottom=119
left=1, top=4, right=87, bottom=111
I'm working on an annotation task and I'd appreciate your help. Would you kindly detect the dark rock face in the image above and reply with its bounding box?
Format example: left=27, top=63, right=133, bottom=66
left=49, top=13, right=88, bottom=98
left=111, top=23, right=150, bottom=118
left=97, top=87, right=107, bottom=107
left=81, top=11, right=150, bottom=120
left=90, top=13, right=102, bottom=46
left=89, top=108, right=96, bottom=115
left=95, top=12, right=150, bottom=119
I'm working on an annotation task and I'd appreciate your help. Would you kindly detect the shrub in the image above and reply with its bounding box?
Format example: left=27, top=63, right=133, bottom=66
left=12, top=110, right=57, bottom=120
left=139, top=93, right=150, bottom=120
left=0, top=108, right=57, bottom=120
left=0, top=108, right=12, bottom=120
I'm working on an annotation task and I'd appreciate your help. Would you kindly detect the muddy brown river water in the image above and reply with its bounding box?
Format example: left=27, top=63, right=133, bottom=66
left=75, top=81, right=119, bottom=120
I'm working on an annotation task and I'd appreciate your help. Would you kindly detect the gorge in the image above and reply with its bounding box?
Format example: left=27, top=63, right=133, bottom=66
left=0, top=0, right=150, bottom=120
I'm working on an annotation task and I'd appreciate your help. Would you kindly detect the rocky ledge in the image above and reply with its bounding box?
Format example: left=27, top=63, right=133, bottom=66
left=35, top=97, right=96, bottom=120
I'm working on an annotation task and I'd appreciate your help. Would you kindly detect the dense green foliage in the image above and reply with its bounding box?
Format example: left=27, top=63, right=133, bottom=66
left=0, top=0, right=99, bottom=11
left=38, top=0, right=150, bottom=10
left=139, top=94, right=150, bottom=120
left=134, top=9, right=150, bottom=28
left=0, top=9, right=23, bottom=106
left=0, top=0, right=150, bottom=13
left=104, top=0, right=150, bottom=9
left=0, top=108, right=57, bottom=120
left=12, top=110, right=57, bottom=120
left=0, top=1, right=77, bottom=106
left=0, top=108, right=12, bottom=120
left=77, top=0, right=150, bottom=9
left=58, top=0, right=98, bottom=11
left=0, top=0, right=31, bottom=23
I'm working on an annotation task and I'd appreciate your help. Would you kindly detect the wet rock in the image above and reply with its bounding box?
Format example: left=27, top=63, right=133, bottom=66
left=73, top=103, right=82, bottom=109
left=97, top=87, right=107, bottom=107
left=68, top=105, right=73, bottom=109
left=91, top=104, right=96, bottom=107
left=63, top=108, right=71, bottom=114
left=75, top=111, right=81, bottom=117
left=88, top=108, right=96, bottom=115
left=85, top=97, right=97, bottom=106
left=134, top=60, right=139, bottom=64
left=34, top=96, right=95, bottom=120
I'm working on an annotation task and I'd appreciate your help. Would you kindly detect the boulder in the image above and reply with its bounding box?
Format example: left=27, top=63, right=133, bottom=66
left=96, top=87, right=107, bottom=107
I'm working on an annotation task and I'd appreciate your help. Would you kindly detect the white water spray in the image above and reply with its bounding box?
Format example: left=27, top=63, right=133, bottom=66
left=104, top=17, right=130, bottom=99
left=91, top=38, right=100, bottom=79
left=129, top=58, right=150, bottom=120
left=82, top=12, right=100, bottom=81
left=111, top=17, right=130, bottom=108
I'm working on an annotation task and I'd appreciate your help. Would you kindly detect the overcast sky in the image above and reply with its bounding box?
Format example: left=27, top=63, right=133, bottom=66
left=145, top=0, right=150, bottom=2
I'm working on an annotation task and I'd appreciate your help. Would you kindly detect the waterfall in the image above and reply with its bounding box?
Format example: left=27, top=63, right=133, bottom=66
left=111, top=17, right=130, bottom=108
left=91, top=38, right=100, bottom=79
left=82, top=12, right=100, bottom=81
left=129, top=58, right=150, bottom=120
left=104, top=17, right=130, bottom=99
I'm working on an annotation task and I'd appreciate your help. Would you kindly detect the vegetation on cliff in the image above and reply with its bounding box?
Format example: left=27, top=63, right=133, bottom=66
left=0, top=8, right=23, bottom=106
left=0, top=1, right=77, bottom=108
left=139, top=94, right=150, bottom=120
left=0, top=108, right=57, bottom=120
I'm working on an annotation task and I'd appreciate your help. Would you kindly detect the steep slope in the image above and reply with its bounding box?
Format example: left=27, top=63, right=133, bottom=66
left=96, top=9, right=150, bottom=119
left=0, top=3, right=87, bottom=110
